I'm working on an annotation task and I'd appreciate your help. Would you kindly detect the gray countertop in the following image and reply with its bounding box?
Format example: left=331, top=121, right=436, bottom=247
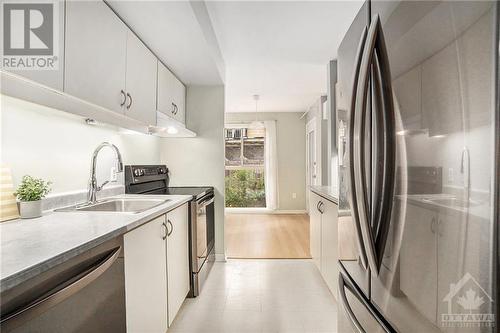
left=309, top=186, right=339, bottom=204
left=0, top=194, right=192, bottom=293
left=402, top=194, right=491, bottom=220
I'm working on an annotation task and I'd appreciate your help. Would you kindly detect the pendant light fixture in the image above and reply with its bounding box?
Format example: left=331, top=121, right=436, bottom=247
left=249, top=94, right=265, bottom=129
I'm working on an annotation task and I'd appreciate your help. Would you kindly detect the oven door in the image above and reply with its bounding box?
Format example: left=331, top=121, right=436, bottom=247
left=195, top=195, right=214, bottom=273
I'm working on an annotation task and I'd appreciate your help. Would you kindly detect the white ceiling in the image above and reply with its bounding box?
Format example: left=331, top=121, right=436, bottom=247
left=107, top=1, right=224, bottom=85
left=206, top=0, right=364, bottom=113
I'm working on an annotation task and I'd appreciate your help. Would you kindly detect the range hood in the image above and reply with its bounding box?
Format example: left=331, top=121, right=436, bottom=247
left=150, top=112, right=197, bottom=138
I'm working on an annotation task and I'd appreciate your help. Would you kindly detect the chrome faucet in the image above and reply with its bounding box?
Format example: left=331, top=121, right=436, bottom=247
left=460, top=146, right=470, bottom=200
left=87, top=142, right=123, bottom=203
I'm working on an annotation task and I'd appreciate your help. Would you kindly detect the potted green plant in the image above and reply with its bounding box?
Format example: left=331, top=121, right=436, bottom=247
left=14, top=175, right=52, bottom=219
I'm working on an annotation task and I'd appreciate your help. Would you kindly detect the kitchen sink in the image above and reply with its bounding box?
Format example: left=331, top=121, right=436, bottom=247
left=56, top=198, right=169, bottom=214
left=421, top=197, right=479, bottom=209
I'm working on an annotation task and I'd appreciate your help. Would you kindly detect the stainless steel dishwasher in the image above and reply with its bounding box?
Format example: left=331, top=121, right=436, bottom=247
left=0, top=238, right=126, bottom=333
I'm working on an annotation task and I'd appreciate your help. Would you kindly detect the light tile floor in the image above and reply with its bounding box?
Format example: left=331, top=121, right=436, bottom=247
left=169, top=259, right=338, bottom=333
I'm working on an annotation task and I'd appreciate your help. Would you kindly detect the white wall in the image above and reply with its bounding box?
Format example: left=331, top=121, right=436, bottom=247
left=1, top=95, right=161, bottom=193
left=225, top=112, right=306, bottom=211
left=160, top=86, right=225, bottom=258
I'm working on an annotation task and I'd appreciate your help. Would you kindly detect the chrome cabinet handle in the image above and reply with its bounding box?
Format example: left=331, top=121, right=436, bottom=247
left=171, top=102, right=177, bottom=115
left=1, top=247, right=121, bottom=331
left=120, top=90, right=126, bottom=106
left=167, top=219, right=173, bottom=236
left=347, top=25, right=369, bottom=270
left=126, top=92, right=132, bottom=109
left=162, top=221, right=168, bottom=240
left=318, top=201, right=325, bottom=214
left=430, top=217, right=436, bottom=234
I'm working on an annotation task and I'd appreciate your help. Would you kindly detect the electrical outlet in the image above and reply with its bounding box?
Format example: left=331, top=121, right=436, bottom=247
left=110, top=167, right=117, bottom=182
left=448, top=168, right=454, bottom=183
left=292, top=193, right=297, bottom=199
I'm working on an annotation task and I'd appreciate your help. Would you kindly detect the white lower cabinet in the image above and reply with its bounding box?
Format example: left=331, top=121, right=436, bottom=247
left=320, top=197, right=338, bottom=296
left=124, top=215, right=168, bottom=333
left=309, top=191, right=322, bottom=270
left=124, top=203, right=189, bottom=333
left=309, top=190, right=339, bottom=299
left=166, top=204, right=190, bottom=326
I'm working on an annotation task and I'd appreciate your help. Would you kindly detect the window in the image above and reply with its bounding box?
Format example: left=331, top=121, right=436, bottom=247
left=225, top=127, right=266, bottom=208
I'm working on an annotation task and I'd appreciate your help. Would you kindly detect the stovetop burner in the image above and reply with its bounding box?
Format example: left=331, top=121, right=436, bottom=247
left=124, top=165, right=213, bottom=200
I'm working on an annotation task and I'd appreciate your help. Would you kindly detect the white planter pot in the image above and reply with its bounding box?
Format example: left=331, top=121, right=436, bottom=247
left=19, top=200, right=42, bottom=219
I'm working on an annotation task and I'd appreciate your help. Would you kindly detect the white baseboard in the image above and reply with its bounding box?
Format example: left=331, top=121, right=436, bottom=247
left=225, top=208, right=307, bottom=215
left=272, top=210, right=308, bottom=214
left=215, top=253, right=227, bottom=262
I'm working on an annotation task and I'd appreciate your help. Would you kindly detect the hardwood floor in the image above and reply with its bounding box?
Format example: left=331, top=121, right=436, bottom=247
left=225, top=213, right=311, bottom=259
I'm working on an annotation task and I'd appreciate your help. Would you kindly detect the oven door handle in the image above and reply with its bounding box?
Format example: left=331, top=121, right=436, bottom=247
left=198, top=196, right=214, bottom=207
left=1, top=247, right=121, bottom=331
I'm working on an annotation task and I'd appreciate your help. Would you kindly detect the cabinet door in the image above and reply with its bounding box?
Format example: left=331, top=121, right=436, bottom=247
left=421, top=41, right=462, bottom=136
left=124, top=216, right=168, bottom=333
left=320, top=199, right=338, bottom=298
left=157, top=62, right=185, bottom=124
left=309, top=191, right=322, bottom=270
left=399, top=203, right=438, bottom=325
left=65, top=1, right=127, bottom=114
left=4, top=1, right=65, bottom=90
left=172, top=78, right=186, bottom=124
left=392, top=65, right=422, bottom=131
left=166, top=203, right=190, bottom=326
left=157, top=62, right=176, bottom=120
left=124, top=31, right=157, bottom=125
left=437, top=208, right=464, bottom=322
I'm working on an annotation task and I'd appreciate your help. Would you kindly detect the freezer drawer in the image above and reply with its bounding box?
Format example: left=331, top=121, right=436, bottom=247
left=338, top=270, right=394, bottom=333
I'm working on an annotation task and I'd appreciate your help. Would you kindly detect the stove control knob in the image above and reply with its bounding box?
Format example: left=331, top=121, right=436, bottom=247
left=133, top=169, right=143, bottom=177
left=158, top=167, right=166, bottom=174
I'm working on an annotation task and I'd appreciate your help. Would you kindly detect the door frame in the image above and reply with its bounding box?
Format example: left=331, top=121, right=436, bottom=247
left=306, top=117, right=321, bottom=212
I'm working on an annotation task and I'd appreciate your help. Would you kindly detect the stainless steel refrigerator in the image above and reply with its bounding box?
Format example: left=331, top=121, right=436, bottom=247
left=336, top=1, right=499, bottom=332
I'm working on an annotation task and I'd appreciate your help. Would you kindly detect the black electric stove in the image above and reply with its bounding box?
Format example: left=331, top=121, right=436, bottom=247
left=124, top=165, right=215, bottom=297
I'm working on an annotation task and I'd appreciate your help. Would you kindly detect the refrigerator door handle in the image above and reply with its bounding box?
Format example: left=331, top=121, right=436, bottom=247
left=348, top=25, right=369, bottom=269
left=371, top=15, right=397, bottom=267
left=352, top=13, right=379, bottom=275
left=352, top=14, right=396, bottom=276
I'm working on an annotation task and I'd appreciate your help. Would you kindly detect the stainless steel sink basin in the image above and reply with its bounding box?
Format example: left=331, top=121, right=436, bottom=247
left=422, top=197, right=478, bottom=209
left=57, top=198, right=169, bottom=214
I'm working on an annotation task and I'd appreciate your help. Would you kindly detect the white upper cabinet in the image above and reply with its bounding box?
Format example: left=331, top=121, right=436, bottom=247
left=157, top=61, right=186, bottom=124
left=65, top=1, right=127, bottom=114
left=124, top=32, right=157, bottom=125
left=421, top=41, right=462, bottom=136
left=4, top=1, right=65, bottom=90
left=393, top=65, right=422, bottom=131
